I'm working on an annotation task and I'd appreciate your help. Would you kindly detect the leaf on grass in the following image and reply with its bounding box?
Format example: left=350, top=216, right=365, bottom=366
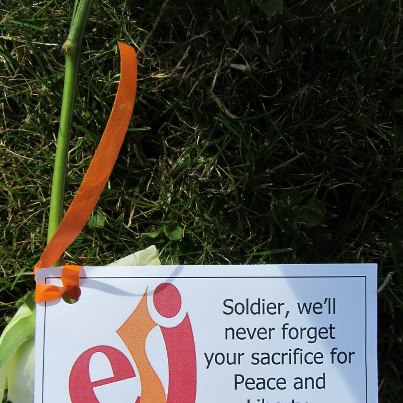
left=391, top=179, right=403, bottom=201
left=294, top=199, right=326, bottom=228
left=254, top=0, right=283, bottom=14
left=88, top=211, right=106, bottom=228
left=226, top=0, right=250, bottom=21
left=280, top=188, right=303, bottom=205
left=393, top=124, right=403, bottom=149
left=391, top=96, right=403, bottom=114
left=164, top=225, right=184, bottom=241
left=142, top=230, right=161, bottom=239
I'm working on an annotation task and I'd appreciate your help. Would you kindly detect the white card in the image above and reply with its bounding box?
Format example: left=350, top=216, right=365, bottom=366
left=35, top=264, right=377, bottom=403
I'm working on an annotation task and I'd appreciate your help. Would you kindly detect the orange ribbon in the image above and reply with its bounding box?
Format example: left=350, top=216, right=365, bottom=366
left=35, top=42, right=138, bottom=303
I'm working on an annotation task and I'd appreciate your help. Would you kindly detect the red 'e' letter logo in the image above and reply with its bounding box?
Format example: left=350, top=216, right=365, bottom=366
left=69, top=345, right=137, bottom=402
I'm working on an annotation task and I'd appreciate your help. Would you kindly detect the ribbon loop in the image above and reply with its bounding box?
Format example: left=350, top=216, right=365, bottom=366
left=35, top=265, right=82, bottom=302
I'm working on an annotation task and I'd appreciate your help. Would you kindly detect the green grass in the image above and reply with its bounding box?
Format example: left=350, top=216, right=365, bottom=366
left=1, top=0, right=402, bottom=401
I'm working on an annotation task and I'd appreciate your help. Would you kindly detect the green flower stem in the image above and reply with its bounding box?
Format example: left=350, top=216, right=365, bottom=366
left=47, top=0, right=94, bottom=255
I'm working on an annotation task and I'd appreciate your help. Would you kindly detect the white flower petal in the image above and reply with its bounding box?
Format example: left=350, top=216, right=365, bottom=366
left=0, top=296, right=35, bottom=402
left=0, top=363, right=8, bottom=402
left=108, top=245, right=160, bottom=266
left=6, top=337, right=35, bottom=403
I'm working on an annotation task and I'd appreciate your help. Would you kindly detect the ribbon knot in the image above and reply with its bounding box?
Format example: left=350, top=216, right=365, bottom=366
left=35, top=265, right=82, bottom=302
